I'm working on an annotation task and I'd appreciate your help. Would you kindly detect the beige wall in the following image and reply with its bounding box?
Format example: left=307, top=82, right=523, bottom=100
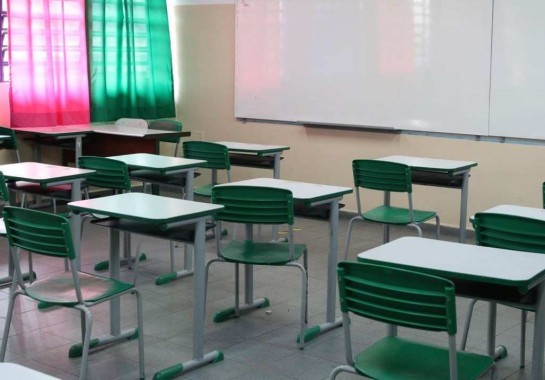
left=171, top=3, right=545, bottom=229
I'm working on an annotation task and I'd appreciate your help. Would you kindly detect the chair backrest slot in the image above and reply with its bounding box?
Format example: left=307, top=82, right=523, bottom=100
left=212, top=186, right=294, bottom=225
left=353, top=159, right=412, bottom=193
left=3, top=206, right=75, bottom=259
left=338, top=261, right=456, bottom=335
left=78, top=156, right=132, bottom=191
left=473, top=212, right=545, bottom=254
left=183, top=141, right=231, bottom=170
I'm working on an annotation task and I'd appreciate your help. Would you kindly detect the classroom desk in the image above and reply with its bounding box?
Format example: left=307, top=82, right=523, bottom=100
left=377, top=155, right=477, bottom=242
left=357, top=236, right=545, bottom=380
left=109, top=153, right=206, bottom=284
left=475, top=204, right=545, bottom=220
left=0, top=162, right=94, bottom=270
left=68, top=193, right=224, bottom=377
left=13, top=124, right=190, bottom=164
left=215, top=178, right=352, bottom=344
left=214, top=141, right=289, bottom=179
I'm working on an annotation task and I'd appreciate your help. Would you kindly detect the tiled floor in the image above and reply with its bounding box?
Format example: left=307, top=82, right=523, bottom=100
left=0, top=205, right=539, bottom=379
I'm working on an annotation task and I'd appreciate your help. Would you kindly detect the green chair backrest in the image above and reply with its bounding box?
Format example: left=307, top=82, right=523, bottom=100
left=78, top=156, right=132, bottom=191
left=0, top=171, right=10, bottom=204
left=149, top=119, right=183, bottom=145
left=473, top=212, right=545, bottom=254
left=352, top=159, right=412, bottom=193
left=183, top=141, right=231, bottom=170
left=2, top=206, right=76, bottom=259
left=212, top=186, right=294, bottom=225
left=337, top=261, right=457, bottom=335
left=0, top=126, right=19, bottom=151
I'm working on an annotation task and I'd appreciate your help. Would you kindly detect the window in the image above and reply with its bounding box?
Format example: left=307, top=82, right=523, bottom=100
left=0, top=0, right=7, bottom=82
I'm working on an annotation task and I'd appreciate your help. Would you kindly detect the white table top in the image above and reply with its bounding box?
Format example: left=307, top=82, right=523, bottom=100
left=357, top=237, right=545, bottom=291
left=0, top=363, right=59, bottom=379
left=68, top=193, right=223, bottom=226
left=0, top=162, right=94, bottom=182
left=377, top=155, right=477, bottom=173
left=109, top=153, right=205, bottom=171
left=13, top=124, right=184, bottom=139
left=218, top=178, right=352, bottom=204
left=476, top=204, right=545, bottom=221
left=215, top=141, right=290, bottom=154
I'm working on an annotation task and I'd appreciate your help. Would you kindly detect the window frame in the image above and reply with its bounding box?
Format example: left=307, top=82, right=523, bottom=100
left=0, top=0, right=7, bottom=82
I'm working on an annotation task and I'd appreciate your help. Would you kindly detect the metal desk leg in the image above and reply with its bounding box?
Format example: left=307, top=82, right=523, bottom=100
left=155, top=170, right=196, bottom=286
left=153, top=220, right=223, bottom=379
left=273, top=153, right=281, bottom=179
left=302, top=199, right=343, bottom=343
left=75, top=136, right=82, bottom=166
left=459, top=171, right=470, bottom=243
left=70, top=180, right=83, bottom=270
left=532, top=282, right=545, bottom=380
left=68, top=227, right=138, bottom=358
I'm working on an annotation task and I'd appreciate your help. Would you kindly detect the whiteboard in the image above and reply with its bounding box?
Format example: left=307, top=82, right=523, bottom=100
left=235, top=0, right=493, bottom=135
left=489, top=1, right=545, bottom=140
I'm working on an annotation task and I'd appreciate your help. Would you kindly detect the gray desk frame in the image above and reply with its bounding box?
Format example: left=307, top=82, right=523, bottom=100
left=0, top=162, right=94, bottom=269
left=68, top=193, right=224, bottom=377
left=215, top=141, right=289, bottom=179
left=377, top=155, right=477, bottom=242
left=109, top=153, right=206, bottom=282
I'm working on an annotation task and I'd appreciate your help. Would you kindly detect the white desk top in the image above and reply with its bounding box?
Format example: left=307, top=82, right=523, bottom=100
left=0, top=363, right=59, bottom=379
left=0, top=162, right=94, bottom=182
left=377, top=155, right=477, bottom=173
left=218, top=178, right=352, bottom=203
left=109, top=153, right=204, bottom=170
left=357, top=237, right=545, bottom=290
left=477, top=204, right=545, bottom=221
left=215, top=141, right=290, bottom=154
left=68, top=193, right=223, bottom=226
left=13, top=124, right=184, bottom=139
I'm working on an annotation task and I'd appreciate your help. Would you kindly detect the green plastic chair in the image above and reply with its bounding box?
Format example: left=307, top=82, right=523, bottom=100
left=183, top=141, right=231, bottom=198
left=0, top=206, right=145, bottom=380
left=205, top=186, right=308, bottom=348
left=460, top=212, right=545, bottom=368
left=330, top=261, right=496, bottom=380
left=344, top=159, right=440, bottom=260
left=0, top=126, right=21, bottom=163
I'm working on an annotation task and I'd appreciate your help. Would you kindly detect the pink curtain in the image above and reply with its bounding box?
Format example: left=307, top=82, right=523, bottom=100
left=8, top=0, right=89, bottom=128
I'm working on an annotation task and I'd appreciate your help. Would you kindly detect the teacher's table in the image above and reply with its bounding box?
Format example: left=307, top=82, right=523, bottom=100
left=0, top=162, right=94, bottom=270
left=68, top=193, right=224, bottom=378
left=215, top=141, right=289, bottom=179
left=109, top=153, right=206, bottom=284
left=13, top=124, right=190, bottom=165
left=377, top=155, right=477, bottom=242
left=215, top=178, right=352, bottom=344
left=357, top=236, right=545, bottom=380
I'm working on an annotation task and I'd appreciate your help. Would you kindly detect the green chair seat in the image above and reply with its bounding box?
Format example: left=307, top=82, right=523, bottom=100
left=25, top=272, right=134, bottom=306
left=354, top=336, right=494, bottom=380
left=362, top=205, right=437, bottom=225
left=194, top=183, right=215, bottom=198
left=221, top=240, right=307, bottom=265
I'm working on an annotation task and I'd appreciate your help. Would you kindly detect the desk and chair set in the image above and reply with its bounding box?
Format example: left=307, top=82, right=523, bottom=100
left=0, top=121, right=542, bottom=379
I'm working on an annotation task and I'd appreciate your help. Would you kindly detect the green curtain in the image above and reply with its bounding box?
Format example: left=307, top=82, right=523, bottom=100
left=87, top=0, right=175, bottom=122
